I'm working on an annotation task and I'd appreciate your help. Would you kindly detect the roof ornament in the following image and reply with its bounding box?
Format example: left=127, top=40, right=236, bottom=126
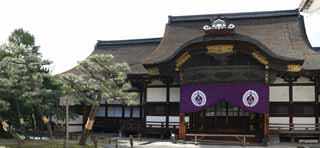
left=203, top=18, right=236, bottom=35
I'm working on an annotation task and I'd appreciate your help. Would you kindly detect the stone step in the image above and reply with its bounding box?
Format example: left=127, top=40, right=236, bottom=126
left=269, top=134, right=280, bottom=144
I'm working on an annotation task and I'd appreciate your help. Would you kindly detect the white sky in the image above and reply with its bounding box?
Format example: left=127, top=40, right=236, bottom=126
left=0, top=0, right=319, bottom=74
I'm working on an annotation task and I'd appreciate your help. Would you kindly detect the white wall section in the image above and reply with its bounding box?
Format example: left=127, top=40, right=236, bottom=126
left=147, top=88, right=166, bottom=102
left=270, top=86, right=289, bottom=102
left=170, top=87, right=180, bottom=102
left=293, top=86, right=315, bottom=102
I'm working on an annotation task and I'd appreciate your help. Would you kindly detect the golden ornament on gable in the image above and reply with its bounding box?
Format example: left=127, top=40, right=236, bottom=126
left=251, top=50, right=269, bottom=65
left=175, top=52, right=191, bottom=68
left=207, top=45, right=234, bottom=54
left=287, top=64, right=302, bottom=72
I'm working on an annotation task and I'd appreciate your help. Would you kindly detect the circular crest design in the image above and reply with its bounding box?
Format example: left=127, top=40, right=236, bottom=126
left=191, top=90, right=207, bottom=107
left=242, top=90, right=259, bottom=107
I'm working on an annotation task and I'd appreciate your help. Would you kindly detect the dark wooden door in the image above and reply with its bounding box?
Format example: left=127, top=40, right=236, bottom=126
left=189, top=102, right=260, bottom=134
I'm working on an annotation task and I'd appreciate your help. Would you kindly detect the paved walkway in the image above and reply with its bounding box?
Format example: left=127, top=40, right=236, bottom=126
left=2, top=138, right=320, bottom=148
left=101, top=138, right=320, bottom=148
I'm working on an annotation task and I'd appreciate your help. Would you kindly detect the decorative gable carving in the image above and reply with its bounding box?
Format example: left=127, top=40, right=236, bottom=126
left=203, top=18, right=236, bottom=35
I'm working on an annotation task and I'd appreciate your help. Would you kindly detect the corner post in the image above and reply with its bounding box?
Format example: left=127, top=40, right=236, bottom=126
left=179, top=112, right=186, bottom=140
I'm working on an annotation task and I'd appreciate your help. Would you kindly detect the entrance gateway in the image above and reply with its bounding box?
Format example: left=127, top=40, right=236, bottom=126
left=79, top=9, right=320, bottom=144
left=180, top=82, right=269, bottom=142
left=143, top=17, right=303, bottom=143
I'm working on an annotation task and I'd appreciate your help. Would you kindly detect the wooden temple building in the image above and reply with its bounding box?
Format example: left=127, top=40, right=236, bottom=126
left=68, top=9, right=320, bottom=143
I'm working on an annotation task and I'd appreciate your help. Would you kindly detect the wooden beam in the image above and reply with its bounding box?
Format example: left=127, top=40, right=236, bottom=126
left=179, top=113, right=186, bottom=140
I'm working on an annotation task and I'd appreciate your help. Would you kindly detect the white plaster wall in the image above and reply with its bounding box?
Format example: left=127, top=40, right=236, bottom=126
left=170, top=88, right=180, bottom=102
left=96, top=106, right=106, bottom=117
left=147, top=88, right=166, bottom=102
left=146, top=116, right=166, bottom=128
left=293, top=117, right=315, bottom=130
left=269, top=117, right=289, bottom=124
left=269, top=86, right=289, bottom=102
left=146, top=116, right=166, bottom=122
left=293, top=86, right=315, bottom=102
left=69, top=125, right=83, bottom=132
left=169, top=116, right=189, bottom=128
left=269, top=117, right=290, bottom=130
left=169, top=116, right=189, bottom=122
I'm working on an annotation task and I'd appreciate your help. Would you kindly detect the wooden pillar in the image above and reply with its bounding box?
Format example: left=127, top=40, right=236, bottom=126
left=287, top=76, right=294, bottom=131
left=166, top=82, right=170, bottom=129
left=314, top=76, right=319, bottom=131
left=263, top=114, right=269, bottom=144
left=179, top=113, right=186, bottom=140
left=143, top=81, right=148, bottom=123
left=139, top=90, right=143, bottom=119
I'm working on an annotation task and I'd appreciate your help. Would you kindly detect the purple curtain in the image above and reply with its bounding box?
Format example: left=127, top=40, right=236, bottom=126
left=180, top=82, right=269, bottom=114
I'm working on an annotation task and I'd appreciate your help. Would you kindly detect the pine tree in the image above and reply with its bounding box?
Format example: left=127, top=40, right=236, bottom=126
left=62, top=54, right=136, bottom=145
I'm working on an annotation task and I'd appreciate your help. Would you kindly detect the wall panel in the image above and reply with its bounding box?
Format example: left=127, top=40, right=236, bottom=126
left=270, top=86, right=289, bottom=102
left=293, top=117, right=315, bottom=130
left=170, top=88, right=180, bottom=102
left=269, top=117, right=290, bottom=130
left=293, top=86, right=315, bottom=102
left=147, top=88, right=166, bottom=102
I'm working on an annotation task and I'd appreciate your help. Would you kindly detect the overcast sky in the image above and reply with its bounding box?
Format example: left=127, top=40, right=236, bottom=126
left=0, top=0, right=319, bottom=74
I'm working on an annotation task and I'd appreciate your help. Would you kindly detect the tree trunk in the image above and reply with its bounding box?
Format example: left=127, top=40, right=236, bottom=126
left=41, top=116, right=53, bottom=139
left=1, top=116, right=23, bottom=145
left=15, top=99, right=25, bottom=133
left=31, top=113, right=37, bottom=138
left=79, top=102, right=99, bottom=145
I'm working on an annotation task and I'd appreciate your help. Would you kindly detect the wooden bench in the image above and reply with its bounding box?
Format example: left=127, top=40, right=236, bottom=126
left=186, top=133, right=256, bottom=145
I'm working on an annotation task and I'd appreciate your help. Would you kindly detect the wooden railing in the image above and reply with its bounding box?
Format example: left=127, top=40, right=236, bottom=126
left=269, top=123, right=320, bottom=131
left=123, top=120, right=190, bottom=130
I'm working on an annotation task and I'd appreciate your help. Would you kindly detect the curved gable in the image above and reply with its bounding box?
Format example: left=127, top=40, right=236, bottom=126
left=144, top=9, right=319, bottom=71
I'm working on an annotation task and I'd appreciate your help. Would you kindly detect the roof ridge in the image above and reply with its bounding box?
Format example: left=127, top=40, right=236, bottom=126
left=96, top=37, right=161, bottom=49
left=169, top=9, right=299, bottom=23
left=97, top=38, right=161, bottom=45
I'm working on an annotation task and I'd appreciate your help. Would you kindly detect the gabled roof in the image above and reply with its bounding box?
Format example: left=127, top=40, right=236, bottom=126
left=61, top=38, right=161, bottom=76
left=94, top=38, right=161, bottom=75
left=144, top=9, right=320, bottom=70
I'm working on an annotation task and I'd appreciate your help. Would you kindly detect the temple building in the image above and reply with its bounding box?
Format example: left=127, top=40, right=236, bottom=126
left=66, top=9, right=320, bottom=143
